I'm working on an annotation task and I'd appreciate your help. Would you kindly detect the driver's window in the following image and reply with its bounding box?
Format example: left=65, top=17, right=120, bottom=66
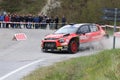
left=77, top=25, right=90, bottom=34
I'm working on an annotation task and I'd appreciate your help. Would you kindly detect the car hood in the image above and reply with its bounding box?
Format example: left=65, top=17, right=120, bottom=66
left=44, top=33, right=70, bottom=40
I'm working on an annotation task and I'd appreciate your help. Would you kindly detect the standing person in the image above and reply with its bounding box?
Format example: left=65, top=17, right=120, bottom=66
left=39, top=14, right=43, bottom=28
left=19, top=14, right=25, bottom=29
left=54, top=15, right=59, bottom=29
left=62, top=15, right=66, bottom=26
left=4, top=14, right=10, bottom=28
left=49, top=16, right=54, bottom=29
left=27, top=14, right=33, bottom=29
left=0, top=14, right=5, bottom=28
left=16, top=14, right=21, bottom=28
left=41, top=16, right=47, bottom=29
left=33, top=15, right=40, bottom=29
left=10, top=14, right=16, bottom=28
left=24, top=14, right=29, bottom=28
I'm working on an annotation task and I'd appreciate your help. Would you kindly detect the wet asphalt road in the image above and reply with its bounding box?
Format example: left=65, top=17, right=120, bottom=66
left=0, top=29, right=119, bottom=80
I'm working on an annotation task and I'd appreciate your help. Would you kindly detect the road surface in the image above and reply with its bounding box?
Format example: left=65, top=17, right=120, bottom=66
left=0, top=29, right=119, bottom=80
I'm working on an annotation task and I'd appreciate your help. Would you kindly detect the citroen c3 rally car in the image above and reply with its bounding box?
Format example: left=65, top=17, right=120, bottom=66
left=41, top=23, right=106, bottom=53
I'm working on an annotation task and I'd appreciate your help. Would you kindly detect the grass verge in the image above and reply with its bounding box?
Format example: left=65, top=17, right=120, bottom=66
left=22, top=49, right=120, bottom=80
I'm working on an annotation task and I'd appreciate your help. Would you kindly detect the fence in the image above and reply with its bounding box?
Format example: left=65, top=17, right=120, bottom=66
left=1, top=21, right=120, bottom=30
left=0, top=21, right=67, bottom=29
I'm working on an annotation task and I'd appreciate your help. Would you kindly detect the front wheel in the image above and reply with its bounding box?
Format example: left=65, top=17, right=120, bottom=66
left=68, top=40, right=78, bottom=53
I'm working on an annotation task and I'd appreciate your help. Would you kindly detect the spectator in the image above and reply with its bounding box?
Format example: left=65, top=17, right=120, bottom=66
left=27, top=14, right=33, bottom=29
left=39, top=15, right=43, bottom=23
left=24, top=14, right=29, bottom=28
left=16, top=14, right=21, bottom=28
left=19, top=14, right=25, bottom=28
left=49, top=16, right=54, bottom=29
left=61, top=15, right=67, bottom=26
left=33, top=15, right=40, bottom=29
left=54, top=15, right=59, bottom=29
left=10, top=14, right=17, bottom=28
left=41, top=16, right=47, bottom=29
left=0, top=14, right=5, bottom=28
left=4, top=14, right=10, bottom=28
left=38, top=14, right=43, bottom=28
left=46, top=17, right=50, bottom=24
left=0, top=12, right=64, bottom=29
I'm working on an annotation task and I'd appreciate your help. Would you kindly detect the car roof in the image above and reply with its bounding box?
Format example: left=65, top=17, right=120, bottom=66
left=63, top=23, right=96, bottom=28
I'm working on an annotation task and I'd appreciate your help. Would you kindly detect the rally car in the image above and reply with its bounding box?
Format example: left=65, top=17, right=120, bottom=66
left=41, top=23, right=106, bottom=53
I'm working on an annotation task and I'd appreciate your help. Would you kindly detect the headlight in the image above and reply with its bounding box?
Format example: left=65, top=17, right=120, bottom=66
left=58, top=38, right=65, bottom=43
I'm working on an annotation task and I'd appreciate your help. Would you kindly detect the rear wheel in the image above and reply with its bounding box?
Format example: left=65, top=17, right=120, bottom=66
left=68, top=40, right=78, bottom=53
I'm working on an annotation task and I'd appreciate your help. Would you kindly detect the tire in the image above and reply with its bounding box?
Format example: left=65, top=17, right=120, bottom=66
left=68, top=40, right=78, bottom=53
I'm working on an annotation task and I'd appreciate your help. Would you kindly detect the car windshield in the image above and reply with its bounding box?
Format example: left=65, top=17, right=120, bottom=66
left=55, top=25, right=78, bottom=34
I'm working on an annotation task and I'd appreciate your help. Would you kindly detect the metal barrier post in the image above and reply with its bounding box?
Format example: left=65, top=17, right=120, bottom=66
left=46, top=24, right=50, bottom=30
left=113, top=8, right=117, bottom=49
left=0, top=22, right=3, bottom=28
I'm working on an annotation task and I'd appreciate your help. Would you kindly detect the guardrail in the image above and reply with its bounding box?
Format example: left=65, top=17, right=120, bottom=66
left=0, top=21, right=67, bottom=29
left=0, top=21, right=120, bottom=30
left=101, top=25, right=120, bottom=28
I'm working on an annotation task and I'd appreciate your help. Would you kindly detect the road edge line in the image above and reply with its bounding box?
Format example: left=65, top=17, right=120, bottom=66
left=0, top=59, right=45, bottom=80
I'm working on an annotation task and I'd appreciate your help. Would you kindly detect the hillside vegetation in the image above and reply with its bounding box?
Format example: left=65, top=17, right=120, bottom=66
left=23, top=49, right=120, bottom=80
left=49, top=0, right=120, bottom=23
left=1, top=0, right=120, bottom=23
left=0, top=0, right=47, bottom=14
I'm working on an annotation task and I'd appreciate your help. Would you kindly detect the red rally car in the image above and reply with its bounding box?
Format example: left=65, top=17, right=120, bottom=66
left=41, top=23, right=106, bottom=53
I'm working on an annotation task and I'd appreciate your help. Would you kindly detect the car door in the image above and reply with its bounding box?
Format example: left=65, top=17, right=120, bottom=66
left=77, top=25, right=91, bottom=43
left=89, top=24, right=102, bottom=41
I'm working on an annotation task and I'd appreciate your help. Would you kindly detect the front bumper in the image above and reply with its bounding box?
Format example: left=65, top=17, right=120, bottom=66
left=42, top=46, right=68, bottom=52
left=42, top=41, right=68, bottom=52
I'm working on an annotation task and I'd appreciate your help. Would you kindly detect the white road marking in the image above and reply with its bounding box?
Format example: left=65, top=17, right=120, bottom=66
left=0, top=59, right=45, bottom=80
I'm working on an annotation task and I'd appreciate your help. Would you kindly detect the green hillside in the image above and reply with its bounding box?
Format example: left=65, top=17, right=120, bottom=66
left=49, top=0, right=120, bottom=23
left=0, top=0, right=120, bottom=23
left=0, top=0, right=47, bottom=14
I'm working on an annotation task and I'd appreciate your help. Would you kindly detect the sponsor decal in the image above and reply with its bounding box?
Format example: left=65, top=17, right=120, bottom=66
left=80, top=35, right=88, bottom=40
left=92, top=35, right=101, bottom=39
